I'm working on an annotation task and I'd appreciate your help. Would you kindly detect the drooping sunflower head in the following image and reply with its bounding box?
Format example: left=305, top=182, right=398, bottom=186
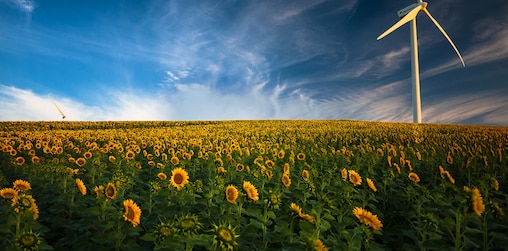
left=302, top=170, right=309, bottom=181
left=123, top=199, right=142, bottom=227
left=176, top=213, right=202, bottom=236
left=0, top=187, right=18, bottom=200
left=15, top=229, right=41, bottom=251
left=348, top=170, right=362, bottom=186
left=225, top=185, right=239, bottom=204
left=366, top=178, right=377, bottom=192
left=352, top=207, right=383, bottom=231
left=13, top=179, right=31, bottom=192
left=212, top=221, right=239, bottom=251
left=75, top=178, right=87, bottom=196
left=170, top=168, right=189, bottom=190
left=408, top=172, right=420, bottom=183
left=105, top=183, right=117, bottom=199
left=242, top=181, right=259, bottom=201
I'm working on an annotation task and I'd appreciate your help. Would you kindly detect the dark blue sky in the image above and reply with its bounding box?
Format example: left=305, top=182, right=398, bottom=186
left=1, top=0, right=507, bottom=125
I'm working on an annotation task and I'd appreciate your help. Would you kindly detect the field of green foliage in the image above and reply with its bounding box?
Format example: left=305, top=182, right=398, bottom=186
left=1, top=120, right=507, bottom=250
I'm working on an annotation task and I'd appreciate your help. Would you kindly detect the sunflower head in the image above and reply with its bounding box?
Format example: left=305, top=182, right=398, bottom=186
left=176, top=213, right=202, bottom=236
left=352, top=207, right=383, bottom=231
left=408, top=172, right=420, bottom=183
left=366, top=178, right=377, bottom=192
left=14, top=230, right=41, bottom=251
left=243, top=181, right=259, bottom=201
left=348, top=170, right=362, bottom=186
left=0, top=187, right=18, bottom=200
left=153, top=221, right=177, bottom=244
left=212, top=221, right=239, bottom=251
left=13, top=180, right=31, bottom=192
left=157, top=172, right=167, bottom=181
left=105, top=183, right=117, bottom=199
left=281, top=174, right=291, bottom=188
left=123, top=199, right=142, bottom=227
left=170, top=168, right=189, bottom=190
left=75, top=157, right=86, bottom=167
left=75, top=178, right=87, bottom=196
left=225, top=185, right=239, bottom=204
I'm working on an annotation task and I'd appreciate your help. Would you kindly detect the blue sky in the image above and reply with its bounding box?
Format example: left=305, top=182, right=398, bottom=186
left=1, top=0, right=507, bottom=125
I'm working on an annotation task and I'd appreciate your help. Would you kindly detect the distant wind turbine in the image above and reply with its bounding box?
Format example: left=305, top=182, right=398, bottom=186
left=49, top=96, right=66, bottom=119
left=377, top=0, right=465, bottom=123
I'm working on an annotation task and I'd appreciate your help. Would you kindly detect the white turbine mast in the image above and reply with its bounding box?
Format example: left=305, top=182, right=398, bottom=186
left=377, top=0, right=465, bottom=123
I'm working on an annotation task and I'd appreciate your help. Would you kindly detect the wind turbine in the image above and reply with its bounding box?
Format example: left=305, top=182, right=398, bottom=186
left=49, top=96, right=66, bottom=119
left=377, top=0, right=465, bottom=123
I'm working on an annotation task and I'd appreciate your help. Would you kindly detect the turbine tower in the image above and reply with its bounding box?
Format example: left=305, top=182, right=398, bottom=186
left=377, top=0, right=465, bottom=123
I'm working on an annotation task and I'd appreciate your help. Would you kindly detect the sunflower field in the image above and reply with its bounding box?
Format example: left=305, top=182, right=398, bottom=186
left=0, top=120, right=507, bottom=250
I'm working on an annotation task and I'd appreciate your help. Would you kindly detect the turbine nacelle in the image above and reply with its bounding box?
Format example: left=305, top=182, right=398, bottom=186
left=397, top=2, right=426, bottom=18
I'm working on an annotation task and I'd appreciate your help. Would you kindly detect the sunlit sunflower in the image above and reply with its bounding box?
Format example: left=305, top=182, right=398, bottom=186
left=212, top=221, right=239, bottom=251
left=300, top=213, right=315, bottom=224
left=123, top=199, right=142, bottom=227
left=290, top=202, right=303, bottom=216
left=348, top=170, right=362, bottom=186
left=408, top=172, right=420, bottom=183
left=75, top=157, right=86, bottom=167
left=109, top=155, right=116, bottom=163
left=225, top=185, right=239, bottom=204
left=15, top=156, right=25, bottom=165
left=170, top=168, right=189, bottom=190
left=13, top=179, right=31, bottom=192
left=0, top=187, right=18, bottom=200
left=366, top=178, right=377, bottom=192
left=265, top=159, right=275, bottom=168
left=94, top=185, right=104, bottom=198
left=31, top=156, right=40, bottom=164
left=278, top=149, right=285, bottom=159
left=314, top=239, right=329, bottom=251
left=302, top=170, right=309, bottom=181
left=218, top=167, right=227, bottom=174
left=243, top=181, right=259, bottom=201
left=281, top=174, right=291, bottom=188
left=236, top=163, right=244, bottom=172
left=471, top=188, right=485, bottom=217
left=341, top=168, right=348, bottom=179
left=353, top=207, right=383, bottom=230
left=83, top=151, right=92, bottom=159
left=105, top=183, right=117, bottom=199
left=171, top=156, right=179, bottom=166
left=283, top=163, right=290, bottom=174
left=439, top=165, right=445, bottom=179
left=76, top=178, right=86, bottom=195
left=492, top=178, right=499, bottom=191
left=446, top=152, right=453, bottom=165
left=297, top=152, right=306, bottom=161
left=387, top=156, right=392, bottom=167
left=157, top=172, right=167, bottom=181
left=125, top=150, right=135, bottom=160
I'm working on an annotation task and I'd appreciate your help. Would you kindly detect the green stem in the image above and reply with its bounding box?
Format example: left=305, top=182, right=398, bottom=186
left=454, top=210, right=461, bottom=251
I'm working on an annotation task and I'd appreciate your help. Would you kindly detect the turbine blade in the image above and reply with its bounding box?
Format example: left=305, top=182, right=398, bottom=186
left=49, top=97, right=67, bottom=119
left=422, top=8, right=465, bottom=67
left=377, top=5, right=423, bottom=40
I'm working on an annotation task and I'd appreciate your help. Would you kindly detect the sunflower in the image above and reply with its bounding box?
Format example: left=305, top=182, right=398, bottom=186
left=446, top=152, right=453, bottom=165
left=471, top=188, right=485, bottom=217
left=341, top=168, right=347, bottom=179
left=283, top=163, right=291, bottom=174
left=225, top=185, right=239, bottom=204
left=278, top=149, right=285, bottom=159
left=243, top=181, right=259, bottom=201
left=170, top=168, right=189, bottom=190
left=157, top=172, right=167, bottom=180
left=352, top=207, right=383, bottom=230
left=31, top=156, right=40, bottom=164
left=300, top=213, right=315, bottom=224
left=14, top=230, right=41, bottom=251
left=0, top=187, right=18, bottom=200
left=290, top=202, right=303, bottom=216
left=444, top=171, right=455, bottom=184
left=218, top=167, right=227, bottom=174
left=15, top=156, right=25, bottom=165
left=123, top=199, right=142, bottom=227
left=94, top=185, right=104, bottom=198
left=348, top=170, right=362, bottom=186
left=408, top=172, right=420, bottom=183
left=176, top=213, right=202, bottom=236
left=75, top=157, right=86, bottom=167
left=76, top=178, right=87, bottom=195
left=387, top=156, right=392, bottom=167
left=265, top=159, right=275, bottom=168
left=105, top=183, right=117, bottom=199
left=297, top=152, right=306, bottom=161
left=83, top=151, right=92, bottom=159
left=13, top=180, right=31, bottom=192
left=153, top=222, right=177, bottom=244
left=125, top=150, right=135, bottom=160
left=366, top=178, right=377, bottom=192
left=171, top=156, right=179, bottom=165
left=212, top=221, right=239, bottom=251
left=439, top=165, right=445, bottom=179
left=236, top=163, right=244, bottom=172
left=492, top=178, right=499, bottom=191
left=109, top=156, right=116, bottom=163
left=281, top=174, right=291, bottom=188
left=302, top=170, right=309, bottom=181
left=314, top=239, right=329, bottom=251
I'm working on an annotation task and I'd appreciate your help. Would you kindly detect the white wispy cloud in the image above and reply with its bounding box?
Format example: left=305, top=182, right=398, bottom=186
left=3, top=0, right=35, bottom=13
